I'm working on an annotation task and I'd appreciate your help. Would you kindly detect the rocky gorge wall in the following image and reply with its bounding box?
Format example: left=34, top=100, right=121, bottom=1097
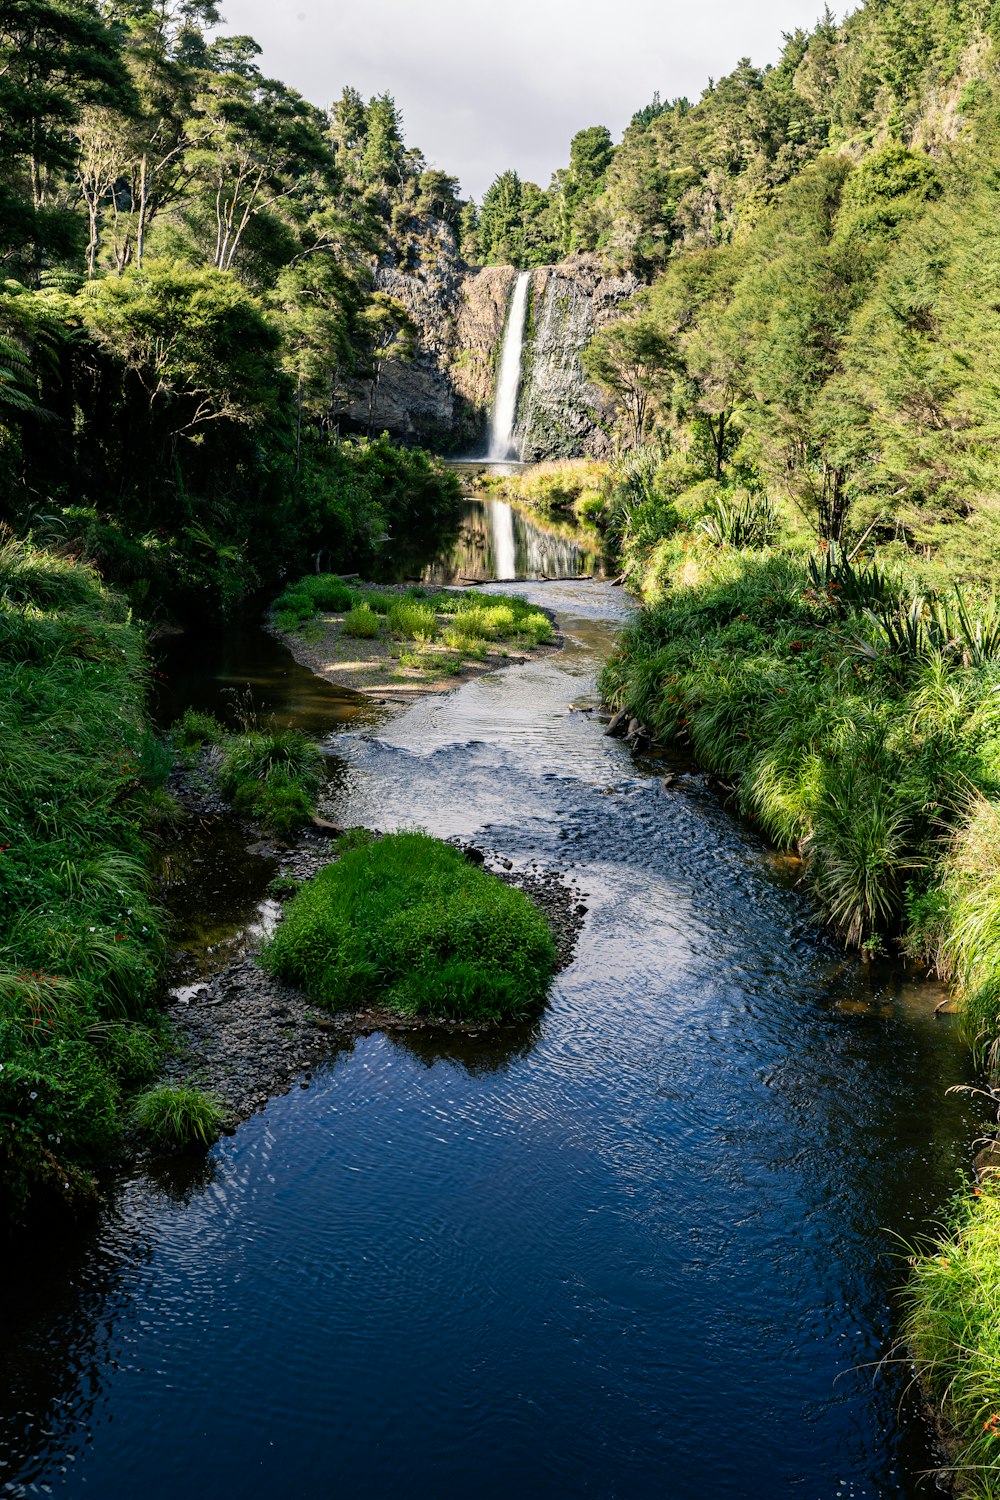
left=514, top=262, right=642, bottom=461
left=340, top=221, right=641, bottom=458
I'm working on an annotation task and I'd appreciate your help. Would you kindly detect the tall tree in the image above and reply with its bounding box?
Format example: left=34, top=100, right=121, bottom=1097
left=0, top=0, right=133, bottom=266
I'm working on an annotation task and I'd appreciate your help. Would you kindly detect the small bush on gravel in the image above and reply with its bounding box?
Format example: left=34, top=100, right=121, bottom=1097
left=173, top=708, right=225, bottom=751
left=133, top=1084, right=223, bottom=1149
left=262, top=831, right=556, bottom=1021
left=342, top=604, right=381, bottom=639
left=218, top=729, right=323, bottom=836
left=388, top=599, right=436, bottom=639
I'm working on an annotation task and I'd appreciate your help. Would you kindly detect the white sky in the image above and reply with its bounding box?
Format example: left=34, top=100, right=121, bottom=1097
left=215, top=0, right=839, bottom=201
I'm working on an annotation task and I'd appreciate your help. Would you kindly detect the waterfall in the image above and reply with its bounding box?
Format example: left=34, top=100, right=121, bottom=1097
left=486, top=270, right=531, bottom=461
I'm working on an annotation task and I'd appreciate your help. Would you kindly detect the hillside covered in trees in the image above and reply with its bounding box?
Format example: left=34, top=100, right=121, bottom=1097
left=0, top=0, right=466, bottom=619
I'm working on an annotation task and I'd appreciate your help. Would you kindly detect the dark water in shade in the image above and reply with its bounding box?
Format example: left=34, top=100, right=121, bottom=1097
left=0, top=510, right=979, bottom=1498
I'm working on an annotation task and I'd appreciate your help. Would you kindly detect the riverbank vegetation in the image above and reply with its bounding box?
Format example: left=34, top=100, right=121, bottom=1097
left=173, top=708, right=323, bottom=838
left=904, top=1181, right=1000, bottom=1496
left=0, top=535, right=167, bottom=1217
left=477, top=460, right=609, bottom=531
left=262, top=831, right=557, bottom=1021
left=495, top=5, right=1000, bottom=1475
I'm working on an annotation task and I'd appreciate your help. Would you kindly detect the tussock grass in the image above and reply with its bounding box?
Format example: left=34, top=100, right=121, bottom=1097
left=903, top=1185, right=1000, bottom=1498
left=217, top=728, right=323, bottom=837
left=133, top=1084, right=223, bottom=1149
left=262, top=831, right=556, bottom=1021
left=0, top=534, right=167, bottom=1216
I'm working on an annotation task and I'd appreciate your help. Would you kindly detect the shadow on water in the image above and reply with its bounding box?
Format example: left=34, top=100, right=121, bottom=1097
left=152, top=613, right=378, bottom=737
left=0, top=504, right=983, bottom=1498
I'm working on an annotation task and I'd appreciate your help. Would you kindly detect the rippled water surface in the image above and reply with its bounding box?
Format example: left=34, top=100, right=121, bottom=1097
left=0, top=507, right=978, bottom=1498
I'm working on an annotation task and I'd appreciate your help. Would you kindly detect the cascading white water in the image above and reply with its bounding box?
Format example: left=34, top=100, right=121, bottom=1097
left=486, top=270, right=531, bottom=461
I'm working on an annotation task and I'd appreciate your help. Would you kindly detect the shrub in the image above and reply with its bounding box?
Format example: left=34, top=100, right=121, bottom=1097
left=173, top=708, right=224, bottom=751
left=299, top=574, right=356, bottom=612
left=698, top=493, right=779, bottom=550
left=388, top=598, right=436, bottom=639
left=342, top=604, right=381, bottom=639
left=262, top=831, right=556, bottom=1021
left=133, top=1084, right=224, bottom=1149
left=218, top=728, right=322, bottom=835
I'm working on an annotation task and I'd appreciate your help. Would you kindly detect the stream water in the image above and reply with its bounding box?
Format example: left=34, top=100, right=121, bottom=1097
left=1, top=495, right=978, bottom=1497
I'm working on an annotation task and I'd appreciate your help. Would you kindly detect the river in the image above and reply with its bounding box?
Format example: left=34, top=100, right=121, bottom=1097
left=0, top=495, right=977, bottom=1498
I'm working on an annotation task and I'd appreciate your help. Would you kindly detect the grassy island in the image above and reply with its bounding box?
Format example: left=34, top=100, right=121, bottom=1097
left=262, top=831, right=557, bottom=1021
left=270, top=576, right=555, bottom=697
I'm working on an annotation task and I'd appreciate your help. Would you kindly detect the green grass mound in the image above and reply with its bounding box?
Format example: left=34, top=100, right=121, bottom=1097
left=904, top=1184, right=1000, bottom=1495
left=133, top=1084, right=224, bottom=1149
left=262, top=831, right=557, bottom=1021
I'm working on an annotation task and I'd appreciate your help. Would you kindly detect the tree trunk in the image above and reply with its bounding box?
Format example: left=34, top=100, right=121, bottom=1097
left=136, top=154, right=148, bottom=270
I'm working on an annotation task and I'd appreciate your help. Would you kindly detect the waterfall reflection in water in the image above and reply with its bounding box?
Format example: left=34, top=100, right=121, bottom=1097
left=424, top=493, right=606, bottom=583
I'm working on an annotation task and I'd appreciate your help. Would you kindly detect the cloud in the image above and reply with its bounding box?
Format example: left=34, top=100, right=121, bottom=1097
left=216, top=0, right=837, bottom=199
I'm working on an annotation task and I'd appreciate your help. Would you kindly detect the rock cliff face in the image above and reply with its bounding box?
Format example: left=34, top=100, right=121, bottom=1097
left=515, top=259, right=642, bottom=461
left=340, top=223, right=639, bottom=458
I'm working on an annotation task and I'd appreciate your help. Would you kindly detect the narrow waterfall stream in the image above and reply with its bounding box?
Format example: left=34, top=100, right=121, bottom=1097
left=486, top=270, right=532, bottom=461
left=0, top=495, right=978, bottom=1498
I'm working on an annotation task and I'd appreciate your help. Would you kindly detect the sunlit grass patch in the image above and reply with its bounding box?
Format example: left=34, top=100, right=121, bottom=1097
left=904, top=1184, right=1000, bottom=1497
left=262, top=831, right=556, bottom=1021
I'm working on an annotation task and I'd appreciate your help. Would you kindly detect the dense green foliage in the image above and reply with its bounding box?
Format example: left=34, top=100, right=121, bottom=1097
left=471, top=0, right=1000, bottom=270
left=904, top=1183, right=1000, bottom=1497
left=0, top=534, right=166, bottom=1215
left=132, top=1083, right=223, bottom=1149
left=0, top=4, right=464, bottom=618
left=262, top=832, right=557, bottom=1021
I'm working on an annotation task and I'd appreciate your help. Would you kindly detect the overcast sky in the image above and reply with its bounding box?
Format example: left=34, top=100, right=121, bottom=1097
left=215, top=0, right=837, bottom=201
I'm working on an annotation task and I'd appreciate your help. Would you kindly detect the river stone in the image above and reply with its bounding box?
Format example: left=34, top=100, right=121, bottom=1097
left=975, top=1143, right=1000, bottom=1179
